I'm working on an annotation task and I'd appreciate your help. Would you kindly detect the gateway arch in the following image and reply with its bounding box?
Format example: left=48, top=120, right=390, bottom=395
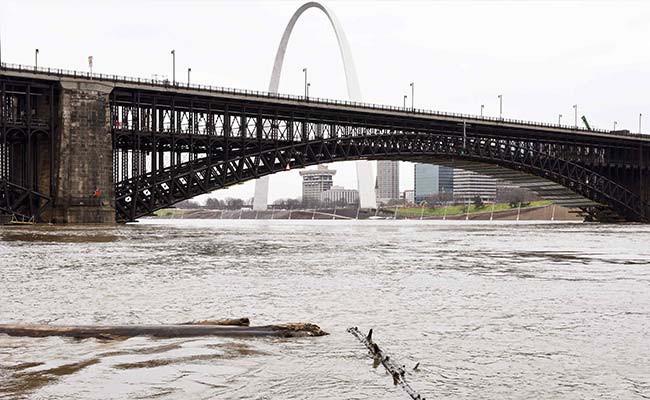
left=252, top=1, right=377, bottom=210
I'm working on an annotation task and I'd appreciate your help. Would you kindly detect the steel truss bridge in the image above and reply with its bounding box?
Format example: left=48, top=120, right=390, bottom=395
left=1, top=64, right=649, bottom=223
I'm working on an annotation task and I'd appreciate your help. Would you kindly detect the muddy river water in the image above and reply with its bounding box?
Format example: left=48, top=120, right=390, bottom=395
left=1, top=220, right=649, bottom=399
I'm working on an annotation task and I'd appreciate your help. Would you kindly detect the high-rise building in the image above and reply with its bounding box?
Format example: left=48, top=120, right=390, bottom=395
left=376, top=160, right=400, bottom=203
left=439, top=166, right=454, bottom=193
left=453, top=169, right=497, bottom=203
left=300, top=165, right=336, bottom=204
left=414, top=164, right=454, bottom=203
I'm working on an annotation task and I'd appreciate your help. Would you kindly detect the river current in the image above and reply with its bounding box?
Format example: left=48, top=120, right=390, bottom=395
left=1, top=220, right=649, bottom=399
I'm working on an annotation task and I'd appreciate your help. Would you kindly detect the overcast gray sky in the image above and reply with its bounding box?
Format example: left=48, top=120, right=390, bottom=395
left=2, top=0, right=649, bottom=202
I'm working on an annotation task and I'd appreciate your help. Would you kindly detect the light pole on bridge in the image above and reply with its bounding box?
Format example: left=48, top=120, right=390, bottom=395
left=403, top=95, right=407, bottom=109
left=410, top=82, right=414, bottom=111
left=558, top=114, right=562, bottom=125
left=35, top=49, right=39, bottom=69
left=307, top=82, right=311, bottom=98
left=187, top=68, right=191, bottom=86
left=498, top=95, right=502, bottom=119
left=171, top=50, right=176, bottom=85
left=639, top=113, right=643, bottom=134
left=614, top=121, right=617, bottom=131
left=573, top=104, right=578, bottom=128
left=303, top=67, right=308, bottom=99
left=480, top=104, right=484, bottom=117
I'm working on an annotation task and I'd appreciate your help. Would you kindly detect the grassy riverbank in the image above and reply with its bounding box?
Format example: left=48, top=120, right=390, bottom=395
left=394, top=200, right=552, bottom=217
left=155, top=209, right=188, bottom=217
left=153, top=200, right=555, bottom=219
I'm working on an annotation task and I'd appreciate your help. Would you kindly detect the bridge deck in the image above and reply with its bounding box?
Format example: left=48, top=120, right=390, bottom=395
left=3, top=63, right=649, bottom=144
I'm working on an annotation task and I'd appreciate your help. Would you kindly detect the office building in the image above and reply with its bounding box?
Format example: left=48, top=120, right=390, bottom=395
left=320, top=186, right=359, bottom=205
left=300, top=165, right=336, bottom=204
left=453, top=169, right=497, bottom=203
left=414, top=164, right=454, bottom=203
left=376, top=160, right=400, bottom=203
left=402, top=189, right=415, bottom=204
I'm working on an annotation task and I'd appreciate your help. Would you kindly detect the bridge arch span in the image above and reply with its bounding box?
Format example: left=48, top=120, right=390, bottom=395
left=114, top=133, right=649, bottom=223
left=252, top=1, right=376, bottom=211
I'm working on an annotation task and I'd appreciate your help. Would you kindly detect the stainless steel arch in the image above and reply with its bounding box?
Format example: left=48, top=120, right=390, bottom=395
left=253, top=1, right=376, bottom=210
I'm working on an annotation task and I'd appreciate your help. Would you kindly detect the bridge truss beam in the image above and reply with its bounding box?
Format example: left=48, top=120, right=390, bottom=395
left=0, top=77, right=56, bottom=221
left=110, top=88, right=650, bottom=223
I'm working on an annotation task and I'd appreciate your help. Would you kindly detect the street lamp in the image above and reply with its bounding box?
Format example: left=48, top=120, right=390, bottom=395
left=613, top=121, right=617, bottom=131
left=35, top=49, right=39, bottom=69
left=410, top=82, right=414, bottom=110
left=558, top=114, right=562, bottom=125
left=403, top=95, right=407, bottom=108
left=573, top=104, right=578, bottom=128
left=480, top=104, right=484, bottom=117
left=187, top=68, right=191, bottom=86
left=498, top=95, right=502, bottom=119
left=303, top=67, right=308, bottom=98
left=639, top=113, right=643, bottom=134
left=307, top=82, right=311, bottom=98
left=171, top=50, right=176, bottom=85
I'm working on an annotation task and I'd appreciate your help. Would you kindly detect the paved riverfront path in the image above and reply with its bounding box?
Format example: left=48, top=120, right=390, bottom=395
left=1, top=220, right=649, bottom=399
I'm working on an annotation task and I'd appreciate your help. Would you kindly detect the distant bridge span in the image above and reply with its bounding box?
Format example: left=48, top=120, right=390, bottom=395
left=0, top=65, right=649, bottom=223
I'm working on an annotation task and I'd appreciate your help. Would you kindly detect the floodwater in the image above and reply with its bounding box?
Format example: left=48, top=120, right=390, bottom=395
left=1, top=219, right=649, bottom=399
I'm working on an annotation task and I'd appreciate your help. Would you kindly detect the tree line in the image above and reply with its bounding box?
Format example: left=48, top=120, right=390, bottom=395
left=175, top=198, right=247, bottom=210
left=173, top=197, right=359, bottom=210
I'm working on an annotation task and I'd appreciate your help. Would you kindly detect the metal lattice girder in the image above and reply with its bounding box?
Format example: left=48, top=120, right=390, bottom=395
left=103, top=85, right=650, bottom=223
left=0, top=75, right=55, bottom=222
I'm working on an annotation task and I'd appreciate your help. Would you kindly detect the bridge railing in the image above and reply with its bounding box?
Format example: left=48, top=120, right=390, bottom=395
left=1, top=62, right=646, bottom=140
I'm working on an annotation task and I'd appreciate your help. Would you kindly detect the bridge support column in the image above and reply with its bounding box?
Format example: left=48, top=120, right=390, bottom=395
left=642, top=145, right=650, bottom=220
left=53, top=80, right=115, bottom=224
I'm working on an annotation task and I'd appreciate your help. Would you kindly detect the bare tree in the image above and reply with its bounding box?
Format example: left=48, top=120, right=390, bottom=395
left=472, top=195, right=485, bottom=209
left=205, top=198, right=225, bottom=209
left=425, top=191, right=453, bottom=205
left=497, top=187, right=536, bottom=208
left=273, top=198, right=302, bottom=209
left=225, top=197, right=245, bottom=210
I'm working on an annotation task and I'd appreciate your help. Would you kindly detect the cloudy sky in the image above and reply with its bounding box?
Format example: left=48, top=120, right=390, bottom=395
left=1, top=0, right=649, bottom=202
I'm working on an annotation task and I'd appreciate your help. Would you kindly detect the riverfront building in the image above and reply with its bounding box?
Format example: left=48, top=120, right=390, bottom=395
left=453, top=169, right=497, bottom=203
left=320, top=186, right=359, bottom=205
left=376, top=160, right=400, bottom=203
left=414, top=164, right=454, bottom=203
left=300, top=165, right=336, bottom=204
left=402, top=189, right=415, bottom=204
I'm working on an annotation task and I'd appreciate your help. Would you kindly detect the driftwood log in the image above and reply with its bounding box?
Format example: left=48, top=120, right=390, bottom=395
left=180, top=317, right=250, bottom=326
left=0, top=320, right=326, bottom=340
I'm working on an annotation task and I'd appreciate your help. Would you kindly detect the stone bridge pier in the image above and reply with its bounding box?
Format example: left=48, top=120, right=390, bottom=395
left=53, top=80, right=115, bottom=224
